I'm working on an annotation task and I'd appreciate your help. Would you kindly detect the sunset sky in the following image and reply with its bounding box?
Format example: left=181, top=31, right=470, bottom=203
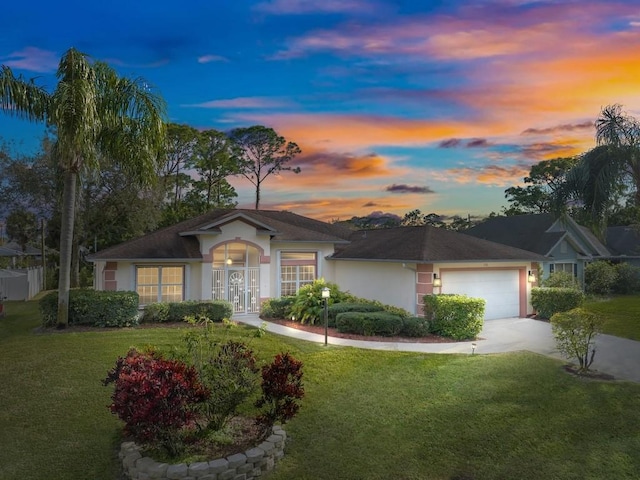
left=2, top=0, right=640, bottom=222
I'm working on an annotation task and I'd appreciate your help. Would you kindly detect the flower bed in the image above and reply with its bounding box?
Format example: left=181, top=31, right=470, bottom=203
left=119, top=425, right=286, bottom=479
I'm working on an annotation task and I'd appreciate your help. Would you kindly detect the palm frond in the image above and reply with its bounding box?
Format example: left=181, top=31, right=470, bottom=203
left=0, top=66, right=50, bottom=121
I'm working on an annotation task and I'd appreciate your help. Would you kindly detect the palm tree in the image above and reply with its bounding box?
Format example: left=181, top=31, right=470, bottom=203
left=1, top=48, right=166, bottom=327
left=554, top=105, right=640, bottom=238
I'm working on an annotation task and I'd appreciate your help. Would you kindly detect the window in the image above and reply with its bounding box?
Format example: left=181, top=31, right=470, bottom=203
left=280, top=252, right=316, bottom=296
left=136, top=266, right=184, bottom=305
left=550, top=263, right=577, bottom=276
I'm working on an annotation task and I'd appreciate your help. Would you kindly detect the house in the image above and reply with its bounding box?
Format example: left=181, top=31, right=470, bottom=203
left=89, top=209, right=547, bottom=320
left=606, top=225, right=640, bottom=267
left=465, top=213, right=610, bottom=285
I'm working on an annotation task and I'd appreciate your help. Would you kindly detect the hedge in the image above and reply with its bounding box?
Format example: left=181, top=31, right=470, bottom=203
left=336, top=311, right=404, bottom=336
left=141, top=300, right=233, bottom=323
left=260, top=296, right=296, bottom=319
left=400, top=316, right=431, bottom=337
left=423, top=294, right=484, bottom=340
left=39, top=289, right=139, bottom=328
left=327, top=302, right=385, bottom=327
left=530, top=287, right=584, bottom=319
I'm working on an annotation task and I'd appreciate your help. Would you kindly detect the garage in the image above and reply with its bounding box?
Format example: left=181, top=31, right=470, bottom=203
left=440, top=269, right=521, bottom=320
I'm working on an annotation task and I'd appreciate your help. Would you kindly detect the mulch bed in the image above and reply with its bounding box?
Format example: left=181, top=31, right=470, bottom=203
left=266, top=318, right=457, bottom=343
left=562, top=364, right=616, bottom=381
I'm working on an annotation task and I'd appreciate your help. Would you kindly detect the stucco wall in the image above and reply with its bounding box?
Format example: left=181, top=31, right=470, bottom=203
left=333, top=260, right=418, bottom=314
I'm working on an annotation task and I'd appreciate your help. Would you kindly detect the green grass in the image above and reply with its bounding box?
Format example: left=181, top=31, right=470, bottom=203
left=2, top=301, right=640, bottom=480
left=583, top=295, right=640, bottom=340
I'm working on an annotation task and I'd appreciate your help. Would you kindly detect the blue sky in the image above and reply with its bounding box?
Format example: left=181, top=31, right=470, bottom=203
left=2, top=0, right=640, bottom=221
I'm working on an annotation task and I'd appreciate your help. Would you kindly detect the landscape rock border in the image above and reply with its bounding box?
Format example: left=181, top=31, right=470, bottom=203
left=119, top=425, right=286, bottom=480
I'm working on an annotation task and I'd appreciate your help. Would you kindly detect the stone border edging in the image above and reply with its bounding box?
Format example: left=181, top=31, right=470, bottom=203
left=119, top=425, right=286, bottom=479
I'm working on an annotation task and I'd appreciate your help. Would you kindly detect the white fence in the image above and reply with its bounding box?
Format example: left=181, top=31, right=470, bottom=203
left=0, top=267, right=44, bottom=301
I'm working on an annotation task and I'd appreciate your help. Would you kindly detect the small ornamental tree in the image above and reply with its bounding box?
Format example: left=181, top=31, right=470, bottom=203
left=199, top=340, right=259, bottom=431
left=256, top=352, right=304, bottom=438
left=103, top=348, right=208, bottom=455
left=550, top=308, right=603, bottom=373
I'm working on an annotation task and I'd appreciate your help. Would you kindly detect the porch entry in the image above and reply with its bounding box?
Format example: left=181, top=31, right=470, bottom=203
left=211, top=242, right=260, bottom=314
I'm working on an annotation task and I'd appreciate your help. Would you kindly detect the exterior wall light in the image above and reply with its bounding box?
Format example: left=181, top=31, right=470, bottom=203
left=528, top=270, right=536, bottom=283
left=433, top=273, right=442, bottom=288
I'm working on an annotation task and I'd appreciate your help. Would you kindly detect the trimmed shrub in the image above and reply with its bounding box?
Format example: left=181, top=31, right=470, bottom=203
left=39, top=289, right=139, bottom=328
left=103, top=348, right=208, bottom=456
left=401, top=316, right=431, bottom=337
left=140, top=302, right=170, bottom=323
left=327, top=302, right=384, bottom=327
left=260, top=296, right=295, bottom=319
left=551, top=308, right=603, bottom=372
left=531, top=287, right=585, bottom=319
left=423, top=294, right=484, bottom=340
left=342, top=294, right=411, bottom=319
left=141, top=300, right=233, bottom=323
left=585, top=261, right=617, bottom=295
left=336, top=311, right=404, bottom=336
left=614, top=262, right=640, bottom=294
left=542, top=271, right=581, bottom=289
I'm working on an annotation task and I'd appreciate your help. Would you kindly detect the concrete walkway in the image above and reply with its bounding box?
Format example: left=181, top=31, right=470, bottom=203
left=236, top=315, right=640, bottom=383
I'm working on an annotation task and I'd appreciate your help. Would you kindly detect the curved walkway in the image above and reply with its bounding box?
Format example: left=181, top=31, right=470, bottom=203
left=236, top=315, right=640, bottom=383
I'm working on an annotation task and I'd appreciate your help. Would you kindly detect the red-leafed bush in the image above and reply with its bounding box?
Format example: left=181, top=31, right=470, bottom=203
left=255, top=352, right=304, bottom=437
left=103, top=348, right=208, bottom=455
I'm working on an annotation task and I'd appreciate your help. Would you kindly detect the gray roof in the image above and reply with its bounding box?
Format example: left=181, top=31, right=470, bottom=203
left=606, top=226, right=640, bottom=257
left=89, top=209, right=353, bottom=261
left=465, top=214, right=561, bottom=255
left=0, top=245, right=23, bottom=257
left=330, top=225, right=548, bottom=262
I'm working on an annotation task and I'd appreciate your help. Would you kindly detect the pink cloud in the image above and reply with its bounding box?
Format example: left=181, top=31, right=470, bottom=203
left=197, top=54, right=228, bottom=63
left=254, top=0, right=378, bottom=15
left=183, top=96, right=292, bottom=109
left=2, top=47, right=58, bottom=73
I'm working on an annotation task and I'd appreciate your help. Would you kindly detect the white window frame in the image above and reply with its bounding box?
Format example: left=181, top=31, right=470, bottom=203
left=136, top=265, right=185, bottom=305
left=278, top=251, right=318, bottom=297
left=550, top=262, right=577, bottom=277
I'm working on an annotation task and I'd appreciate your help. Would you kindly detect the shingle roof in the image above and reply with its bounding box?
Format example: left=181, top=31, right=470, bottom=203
left=606, top=226, right=640, bottom=257
left=465, top=213, right=561, bottom=255
left=330, top=225, right=548, bottom=262
left=89, top=209, right=353, bottom=261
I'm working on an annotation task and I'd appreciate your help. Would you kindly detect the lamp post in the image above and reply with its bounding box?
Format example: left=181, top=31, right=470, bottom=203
left=322, top=287, right=330, bottom=346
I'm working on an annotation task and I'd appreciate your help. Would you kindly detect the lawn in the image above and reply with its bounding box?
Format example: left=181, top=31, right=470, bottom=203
left=583, top=295, right=640, bottom=341
left=2, top=301, right=640, bottom=480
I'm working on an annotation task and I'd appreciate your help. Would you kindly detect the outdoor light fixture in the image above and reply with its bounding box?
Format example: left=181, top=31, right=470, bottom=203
left=322, top=287, right=330, bottom=346
left=528, top=270, right=536, bottom=283
left=226, top=258, right=233, bottom=265
left=433, top=273, right=442, bottom=288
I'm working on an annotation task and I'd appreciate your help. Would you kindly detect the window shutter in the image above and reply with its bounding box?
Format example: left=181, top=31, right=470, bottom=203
left=573, top=264, right=578, bottom=277
left=550, top=264, right=555, bottom=273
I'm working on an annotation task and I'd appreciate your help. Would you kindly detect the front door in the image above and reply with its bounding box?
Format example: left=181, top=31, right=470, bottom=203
left=211, top=241, right=261, bottom=315
left=227, top=269, right=246, bottom=313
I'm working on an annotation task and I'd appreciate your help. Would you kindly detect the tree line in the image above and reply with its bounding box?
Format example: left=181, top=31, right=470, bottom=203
left=1, top=48, right=300, bottom=327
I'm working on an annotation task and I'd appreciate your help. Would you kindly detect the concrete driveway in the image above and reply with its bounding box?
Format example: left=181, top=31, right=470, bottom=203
left=237, top=315, right=640, bottom=383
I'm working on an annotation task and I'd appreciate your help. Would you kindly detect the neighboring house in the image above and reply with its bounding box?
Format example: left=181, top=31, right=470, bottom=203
left=89, top=209, right=547, bottom=320
left=466, top=213, right=610, bottom=285
left=0, top=245, right=23, bottom=268
left=606, top=225, right=640, bottom=267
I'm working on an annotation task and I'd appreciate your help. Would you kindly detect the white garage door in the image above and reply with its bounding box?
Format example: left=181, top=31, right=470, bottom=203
left=440, top=270, right=520, bottom=320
